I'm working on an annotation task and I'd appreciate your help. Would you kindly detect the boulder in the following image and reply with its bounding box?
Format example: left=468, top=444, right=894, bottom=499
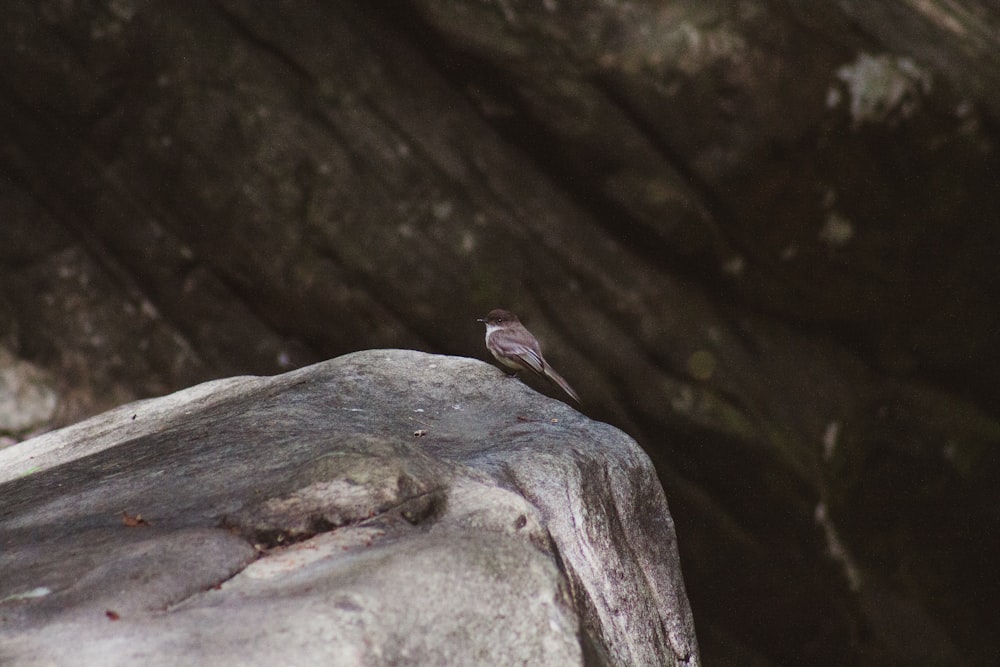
left=0, top=350, right=698, bottom=666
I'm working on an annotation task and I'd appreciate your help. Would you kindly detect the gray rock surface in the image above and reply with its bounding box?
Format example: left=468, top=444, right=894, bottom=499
left=0, top=349, right=698, bottom=666
left=0, top=346, right=58, bottom=444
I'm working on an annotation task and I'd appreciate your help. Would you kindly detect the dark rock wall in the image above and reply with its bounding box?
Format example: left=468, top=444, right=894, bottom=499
left=2, top=1, right=998, bottom=664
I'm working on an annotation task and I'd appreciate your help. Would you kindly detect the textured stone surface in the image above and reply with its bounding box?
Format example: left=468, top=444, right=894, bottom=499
left=2, top=2, right=999, bottom=663
left=0, top=347, right=58, bottom=441
left=0, top=350, right=697, bottom=666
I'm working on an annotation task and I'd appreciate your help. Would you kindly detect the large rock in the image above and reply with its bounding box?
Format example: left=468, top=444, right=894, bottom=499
left=0, top=350, right=698, bottom=666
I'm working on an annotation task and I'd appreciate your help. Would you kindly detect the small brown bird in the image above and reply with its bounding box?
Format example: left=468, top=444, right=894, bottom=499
left=477, top=308, right=580, bottom=403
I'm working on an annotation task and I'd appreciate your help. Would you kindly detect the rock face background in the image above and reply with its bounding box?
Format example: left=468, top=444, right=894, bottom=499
left=1, top=1, right=998, bottom=664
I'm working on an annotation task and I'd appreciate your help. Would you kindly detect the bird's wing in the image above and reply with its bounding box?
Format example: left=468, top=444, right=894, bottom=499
left=494, top=329, right=546, bottom=374
left=492, top=329, right=580, bottom=403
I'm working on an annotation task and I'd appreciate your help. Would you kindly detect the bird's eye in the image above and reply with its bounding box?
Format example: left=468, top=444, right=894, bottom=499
left=495, top=317, right=503, bottom=323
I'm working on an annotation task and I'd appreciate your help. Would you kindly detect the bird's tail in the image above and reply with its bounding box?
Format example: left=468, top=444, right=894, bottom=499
left=542, top=365, right=581, bottom=404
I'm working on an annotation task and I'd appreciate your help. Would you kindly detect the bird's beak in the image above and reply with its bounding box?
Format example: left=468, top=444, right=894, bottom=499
left=476, top=317, right=486, bottom=323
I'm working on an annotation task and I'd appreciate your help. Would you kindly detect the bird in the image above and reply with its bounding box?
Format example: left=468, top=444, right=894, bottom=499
left=477, top=308, right=580, bottom=403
